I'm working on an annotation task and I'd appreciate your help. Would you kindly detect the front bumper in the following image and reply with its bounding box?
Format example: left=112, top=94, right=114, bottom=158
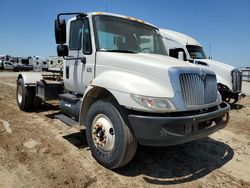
left=128, top=102, right=230, bottom=146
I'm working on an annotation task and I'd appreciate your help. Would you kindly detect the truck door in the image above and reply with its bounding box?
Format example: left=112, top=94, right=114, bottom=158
left=64, top=18, right=94, bottom=94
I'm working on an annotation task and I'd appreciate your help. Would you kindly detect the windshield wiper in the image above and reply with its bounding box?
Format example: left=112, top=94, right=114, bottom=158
left=99, top=49, right=136, bottom=53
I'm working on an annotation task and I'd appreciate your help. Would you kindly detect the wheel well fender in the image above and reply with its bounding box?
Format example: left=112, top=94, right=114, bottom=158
left=17, top=72, right=43, bottom=86
left=79, top=86, right=131, bottom=129
left=216, top=75, right=232, bottom=91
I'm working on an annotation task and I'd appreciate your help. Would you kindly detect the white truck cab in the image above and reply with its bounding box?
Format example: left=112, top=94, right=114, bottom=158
left=160, top=28, right=244, bottom=103
left=16, top=12, right=230, bottom=169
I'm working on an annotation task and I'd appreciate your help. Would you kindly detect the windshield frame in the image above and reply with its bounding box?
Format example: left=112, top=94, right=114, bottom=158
left=92, top=15, right=166, bottom=55
left=186, top=45, right=207, bottom=59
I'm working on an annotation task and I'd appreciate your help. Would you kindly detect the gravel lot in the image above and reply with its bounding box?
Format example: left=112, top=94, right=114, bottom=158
left=0, top=72, right=250, bottom=188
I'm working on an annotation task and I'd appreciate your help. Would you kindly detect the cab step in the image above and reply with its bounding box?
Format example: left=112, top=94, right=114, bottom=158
left=55, top=114, right=78, bottom=126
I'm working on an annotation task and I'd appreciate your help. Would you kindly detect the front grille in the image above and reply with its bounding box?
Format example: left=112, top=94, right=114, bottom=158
left=232, top=69, right=242, bottom=92
left=179, top=73, right=217, bottom=107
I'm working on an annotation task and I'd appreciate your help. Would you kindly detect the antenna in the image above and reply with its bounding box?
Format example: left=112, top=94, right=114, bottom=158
left=105, top=1, right=108, bottom=12
left=209, top=42, right=212, bottom=59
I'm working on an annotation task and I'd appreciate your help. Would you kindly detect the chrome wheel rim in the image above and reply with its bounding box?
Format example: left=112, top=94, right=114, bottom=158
left=17, top=85, right=22, bottom=104
left=92, top=114, right=115, bottom=152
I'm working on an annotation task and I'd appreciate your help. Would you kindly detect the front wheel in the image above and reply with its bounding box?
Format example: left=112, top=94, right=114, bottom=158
left=86, top=100, right=137, bottom=169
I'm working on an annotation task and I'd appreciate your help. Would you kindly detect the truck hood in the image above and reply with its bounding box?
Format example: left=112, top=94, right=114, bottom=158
left=96, top=52, right=199, bottom=82
left=196, top=59, right=235, bottom=72
left=195, top=59, right=235, bottom=90
left=94, top=52, right=220, bottom=111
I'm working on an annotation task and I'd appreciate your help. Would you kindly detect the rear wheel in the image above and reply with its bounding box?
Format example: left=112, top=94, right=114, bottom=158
left=13, top=66, right=19, bottom=72
left=86, top=100, right=137, bottom=169
left=17, top=78, right=33, bottom=111
left=225, top=97, right=231, bottom=103
left=220, top=90, right=231, bottom=103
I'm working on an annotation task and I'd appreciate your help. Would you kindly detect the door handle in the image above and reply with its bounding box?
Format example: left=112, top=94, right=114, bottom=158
left=81, top=57, right=86, bottom=64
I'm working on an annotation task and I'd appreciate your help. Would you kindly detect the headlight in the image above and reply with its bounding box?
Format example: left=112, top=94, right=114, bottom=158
left=131, top=94, right=175, bottom=112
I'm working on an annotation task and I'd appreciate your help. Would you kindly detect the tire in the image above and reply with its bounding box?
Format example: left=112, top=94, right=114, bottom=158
left=220, top=92, right=231, bottom=103
left=16, top=78, right=34, bottom=111
left=13, top=67, right=18, bottom=72
left=232, top=98, right=238, bottom=104
left=86, top=100, right=137, bottom=169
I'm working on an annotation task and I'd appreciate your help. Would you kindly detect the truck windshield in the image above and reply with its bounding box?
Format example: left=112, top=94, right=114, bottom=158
left=186, top=45, right=207, bottom=59
left=93, top=15, right=167, bottom=55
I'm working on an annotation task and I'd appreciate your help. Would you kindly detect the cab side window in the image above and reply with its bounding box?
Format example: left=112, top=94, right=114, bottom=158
left=82, top=19, right=92, bottom=54
left=69, top=19, right=92, bottom=54
left=69, top=20, right=83, bottom=50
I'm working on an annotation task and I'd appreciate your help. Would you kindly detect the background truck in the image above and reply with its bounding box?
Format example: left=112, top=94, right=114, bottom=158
left=16, top=12, right=230, bottom=169
left=160, top=29, right=244, bottom=103
left=0, top=55, right=16, bottom=70
left=2, top=61, right=16, bottom=70
left=13, top=57, right=34, bottom=72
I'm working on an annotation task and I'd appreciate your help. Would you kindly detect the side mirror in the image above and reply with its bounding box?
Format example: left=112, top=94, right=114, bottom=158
left=57, top=45, right=68, bottom=57
left=178, top=51, right=184, bottom=61
left=55, top=19, right=66, bottom=44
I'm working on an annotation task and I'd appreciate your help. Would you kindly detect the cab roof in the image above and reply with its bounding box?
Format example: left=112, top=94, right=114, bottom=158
left=88, top=12, right=158, bottom=29
left=159, top=28, right=201, bottom=47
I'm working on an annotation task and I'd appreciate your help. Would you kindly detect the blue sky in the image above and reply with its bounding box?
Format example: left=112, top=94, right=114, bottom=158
left=0, top=0, right=249, bottom=67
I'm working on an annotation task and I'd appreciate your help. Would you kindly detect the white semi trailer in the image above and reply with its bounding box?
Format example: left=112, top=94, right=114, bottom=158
left=16, top=12, right=230, bottom=169
left=47, top=56, right=64, bottom=72
left=32, top=56, right=48, bottom=72
left=160, top=29, right=244, bottom=103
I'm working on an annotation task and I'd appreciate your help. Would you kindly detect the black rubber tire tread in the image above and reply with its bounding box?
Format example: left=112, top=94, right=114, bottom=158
left=13, top=67, right=19, bottom=72
left=119, top=123, right=138, bottom=167
left=86, top=100, right=137, bottom=169
left=221, top=94, right=231, bottom=103
left=16, top=78, right=34, bottom=111
left=232, top=96, right=238, bottom=104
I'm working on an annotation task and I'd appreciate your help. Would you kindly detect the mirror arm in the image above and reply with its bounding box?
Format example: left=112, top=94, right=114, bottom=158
left=57, top=12, right=87, bottom=23
left=63, top=56, right=86, bottom=64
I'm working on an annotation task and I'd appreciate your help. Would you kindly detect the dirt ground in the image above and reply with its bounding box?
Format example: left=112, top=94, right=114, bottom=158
left=0, top=72, right=250, bottom=188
